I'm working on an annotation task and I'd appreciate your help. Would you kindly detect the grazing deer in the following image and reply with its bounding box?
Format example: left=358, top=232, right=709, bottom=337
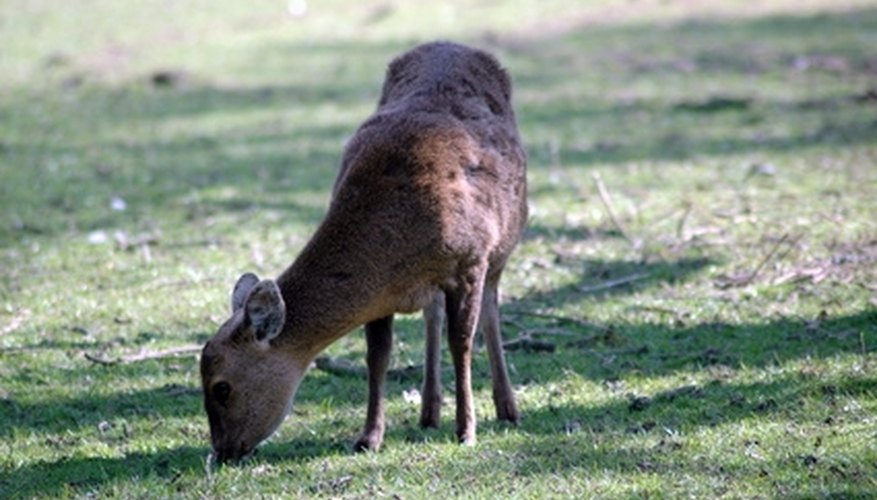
left=200, top=41, right=527, bottom=463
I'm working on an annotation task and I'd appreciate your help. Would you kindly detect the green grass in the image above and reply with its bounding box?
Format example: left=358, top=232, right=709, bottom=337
left=2, top=0, right=876, bottom=497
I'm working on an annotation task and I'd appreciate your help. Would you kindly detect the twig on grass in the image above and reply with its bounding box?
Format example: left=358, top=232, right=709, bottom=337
left=772, top=265, right=830, bottom=285
left=505, top=310, right=611, bottom=333
left=314, top=357, right=435, bottom=380
left=566, top=326, right=626, bottom=349
left=315, top=328, right=565, bottom=378
left=579, top=272, right=650, bottom=293
left=114, top=231, right=160, bottom=252
left=1, top=308, right=30, bottom=336
left=714, top=233, right=795, bottom=289
left=147, top=277, right=223, bottom=290
left=314, top=357, right=367, bottom=377
left=503, top=336, right=556, bottom=352
left=504, top=311, right=620, bottom=349
left=84, top=345, right=202, bottom=365
left=626, top=304, right=689, bottom=324
left=592, top=172, right=631, bottom=243
left=677, top=201, right=693, bottom=240
left=518, top=326, right=578, bottom=337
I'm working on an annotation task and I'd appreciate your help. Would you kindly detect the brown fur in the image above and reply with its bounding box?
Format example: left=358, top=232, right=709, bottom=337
left=200, top=41, right=527, bottom=463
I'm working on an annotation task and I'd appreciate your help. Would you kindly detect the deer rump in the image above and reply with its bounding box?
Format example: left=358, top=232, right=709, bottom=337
left=315, top=41, right=527, bottom=318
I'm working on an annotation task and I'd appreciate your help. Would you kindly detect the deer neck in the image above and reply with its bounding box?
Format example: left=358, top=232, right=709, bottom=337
left=272, top=224, right=391, bottom=359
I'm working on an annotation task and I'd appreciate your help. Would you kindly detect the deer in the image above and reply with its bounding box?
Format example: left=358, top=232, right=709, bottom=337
left=200, top=41, right=528, bottom=464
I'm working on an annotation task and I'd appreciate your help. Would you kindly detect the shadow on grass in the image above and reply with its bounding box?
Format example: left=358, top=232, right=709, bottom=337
left=3, top=259, right=867, bottom=437
left=512, top=368, right=877, bottom=439
left=1, top=446, right=206, bottom=499
left=0, top=384, right=202, bottom=439
left=512, top=254, right=714, bottom=306
left=503, top=309, right=875, bottom=386
left=2, top=310, right=872, bottom=497
left=512, top=8, right=877, bottom=167
left=0, top=435, right=355, bottom=499
left=497, top=365, right=876, bottom=496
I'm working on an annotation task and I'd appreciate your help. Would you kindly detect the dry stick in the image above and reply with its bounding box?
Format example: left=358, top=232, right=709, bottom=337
left=1, top=309, right=30, bottom=336
left=628, top=305, right=678, bottom=315
left=505, top=310, right=611, bottom=333
left=84, top=345, right=202, bottom=365
left=627, top=304, right=689, bottom=325
left=503, top=336, right=556, bottom=352
left=579, top=272, right=650, bottom=293
left=147, top=277, right=224, bottom=290
left=745, top=233, right=792, bottom=283
left=316, top=326, right=568, bottom=377
left=502, top=316, right=530, bottom=333
left=592, top=172, right=631, bottom=243
left=314, top=357, right=442, bottom=380
left=772, top=233, right=805, bottom=266
left=520, top=326, right=578, bottom=337
left=314, top=357, right=367, bottom=377
left=717, top=233, right=792, bottom=288
left=677, top=201, right=693, bottom=240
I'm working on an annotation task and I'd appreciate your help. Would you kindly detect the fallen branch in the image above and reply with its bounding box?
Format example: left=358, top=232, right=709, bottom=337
left=85, top=345, right=202, bottom=365
left=566, top=326, right=626, bottom=348
left=1, top=308, right=30, bottom=336
left=714, top=233, right=793, bottom=289
left=579, top=272, right=650, bottom=293
left=147, top=277, right=223, bottom=290
left=505, top=310, right=611, bottom=333
left=114, top=231, right=160, bottom=251
left=677, top=201, right=693, bottom=240
left=772, top=265, right=830, bottom=285
left=503, top=337, right=556, bottom=353
left=626, top=305, right=689, bottom=323
left=314, top=357, right=433, bottom=380
left=519, top=327, right=578, bottom=337
left=592, top=172, right=631, bottom=243
left=388, top=364, right=425, bottom=380
left=314, top=357, right=366, bottom=377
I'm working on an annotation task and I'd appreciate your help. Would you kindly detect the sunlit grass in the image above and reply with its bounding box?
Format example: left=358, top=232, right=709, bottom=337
left=2, top=0, right=876, bottom=498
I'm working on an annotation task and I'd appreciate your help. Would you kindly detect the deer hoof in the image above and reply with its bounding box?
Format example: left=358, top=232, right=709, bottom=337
left=353, top=432, right=383, bottom=453
left=419, top=408, right=441, bottom=429
left=496, top=401, right=520, bottom=425
left=458, top=434, right=477, bottom=446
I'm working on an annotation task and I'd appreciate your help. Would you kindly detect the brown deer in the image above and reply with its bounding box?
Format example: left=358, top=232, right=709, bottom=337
left=200, top=41, right=527, bottom=463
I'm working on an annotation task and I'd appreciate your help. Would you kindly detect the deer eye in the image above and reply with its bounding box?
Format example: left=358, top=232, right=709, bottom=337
left=212, top=381, right=231, bottom=405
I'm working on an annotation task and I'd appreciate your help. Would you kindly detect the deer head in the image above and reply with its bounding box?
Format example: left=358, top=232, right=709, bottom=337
left=200, top=273, right=305, bottom=463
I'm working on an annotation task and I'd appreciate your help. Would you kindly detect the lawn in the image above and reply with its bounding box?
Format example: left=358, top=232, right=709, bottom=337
left=1, top=0, right=876, bottom=497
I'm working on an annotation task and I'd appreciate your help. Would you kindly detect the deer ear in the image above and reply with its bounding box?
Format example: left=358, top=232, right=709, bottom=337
left=243, top=279, right=286, bottom=343
left=231, top=273, right=260, bottom=312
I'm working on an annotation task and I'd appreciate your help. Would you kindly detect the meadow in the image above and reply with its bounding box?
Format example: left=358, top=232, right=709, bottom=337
left=1, top=0, right=875, bottom=497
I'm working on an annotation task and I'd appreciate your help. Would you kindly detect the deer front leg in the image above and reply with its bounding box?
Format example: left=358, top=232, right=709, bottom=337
left=354, top=315, right=394, bottom=452
left=480, top=280, right=519, bottom=424
left=420, top=293, right=445, bottom=429
left=445, top=265, right=487, bottom=445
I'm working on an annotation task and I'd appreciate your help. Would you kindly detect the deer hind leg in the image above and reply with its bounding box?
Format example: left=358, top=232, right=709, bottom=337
left=420, top=293, right=445, bottom=429
left=480, top=278, right=519, bottom=424
left=445, top=263, right=487, bottom=445
left=354, top=315, right=394, bottom=452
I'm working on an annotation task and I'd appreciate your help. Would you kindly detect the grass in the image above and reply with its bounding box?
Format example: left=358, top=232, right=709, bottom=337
left=1, top=0, right=876, bottom=497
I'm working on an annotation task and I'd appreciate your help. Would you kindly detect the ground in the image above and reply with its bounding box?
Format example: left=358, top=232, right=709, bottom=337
left=1, top=0, right=875, bottom=498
